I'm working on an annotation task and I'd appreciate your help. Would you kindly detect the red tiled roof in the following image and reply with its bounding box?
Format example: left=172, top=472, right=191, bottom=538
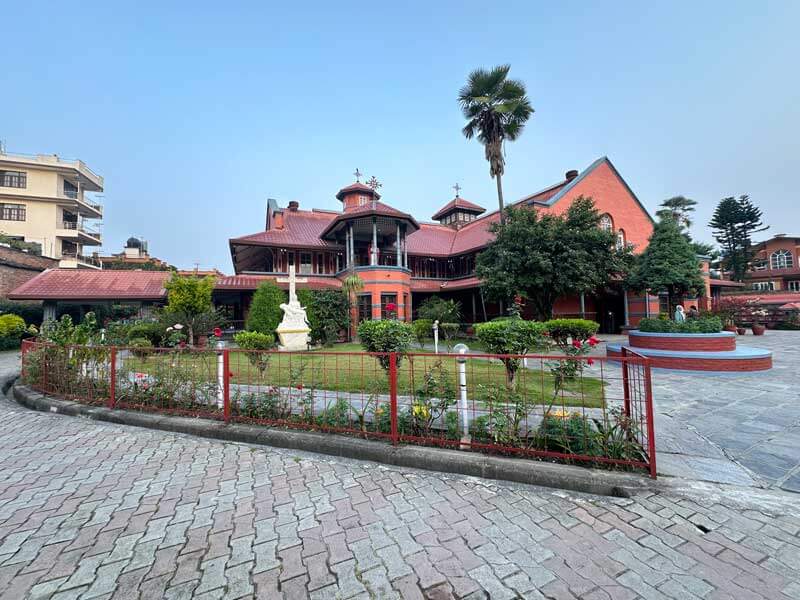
left=518, top=181, right=569, bottom=205
left=431, top=197, right=485, bottom=221
left=320, top=202, right=419, bottom=238
left=728, top=293, right=800, bottom=305
left=8, top=269, right=171, bottom=301
left=405, top=223, right=457, bottom=256
left=215, top=274, right=341, bottom=290
left=231, top=210, right=338, bottom=248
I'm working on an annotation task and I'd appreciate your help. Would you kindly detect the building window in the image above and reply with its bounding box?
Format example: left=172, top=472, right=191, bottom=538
left=752, top=259, right=767, bottom=271
left=0, top=171, right=26, bottom=189
left=357, top=295, right=371, bottom=323
left=63, top=180, right=78, bottom=199
left=381, top=293, right=397, bottom=319
left=752, top=281, right=775, bottom=291
left=599, top=214, right=613, bottom=232
left=300, top=253, right=312, bottom=274
left=0, top=203, right=26, bottom=221
left=616, top=229, right=626, bottom=250
left=358, top=195, right=368, bottom=206
left=788, top=281, right=800, bottom=292
left=770, top=249, right=794, bottom=270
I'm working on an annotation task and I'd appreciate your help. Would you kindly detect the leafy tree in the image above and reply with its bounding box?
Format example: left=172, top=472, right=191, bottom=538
left=246, top=281, right=286, bottom=338
left=629, top=218, right=705, bottom=314
left=708, top=195, right=768, bottom=281
left=476, top=198, right=629, bottom=320
left=416, top=297, right=461, bottom=323
left=163, top=273, right=216, bottom=345
left=656, top=195, right=716, bottom=257
left=459, top=64, right=533, bottom=224
left=297, top=289, right=350, bottom=346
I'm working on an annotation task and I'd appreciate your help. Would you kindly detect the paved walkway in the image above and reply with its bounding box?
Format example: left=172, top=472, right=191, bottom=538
left=1, top=351, right=800, bottom=599
left=598, top=331, right=800, bottom=492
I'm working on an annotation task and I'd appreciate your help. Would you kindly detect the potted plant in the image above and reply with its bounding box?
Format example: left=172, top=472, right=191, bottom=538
left=736, top=324, right=747, bottom=335
left=750, top=309, right=767, bottom=335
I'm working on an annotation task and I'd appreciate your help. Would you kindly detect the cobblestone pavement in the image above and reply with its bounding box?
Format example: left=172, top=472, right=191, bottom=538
left=1, top=359, right=799, bottom=598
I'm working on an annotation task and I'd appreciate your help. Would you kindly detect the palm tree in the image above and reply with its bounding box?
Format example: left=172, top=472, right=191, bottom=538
left=459, top=65, right=533, bottom=224
left=656, top=196, right=698, bottom=230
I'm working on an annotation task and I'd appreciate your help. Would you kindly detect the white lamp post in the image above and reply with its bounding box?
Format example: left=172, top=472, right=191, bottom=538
left=453, top=343, right=471, bottom=448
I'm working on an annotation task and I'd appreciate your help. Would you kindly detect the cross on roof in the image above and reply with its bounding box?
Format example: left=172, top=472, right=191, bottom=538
left=453, top=183, right=461, bottom=198
left=353, top=168, right=362, bottom=182
left=366, top=176, right=382, bottom=191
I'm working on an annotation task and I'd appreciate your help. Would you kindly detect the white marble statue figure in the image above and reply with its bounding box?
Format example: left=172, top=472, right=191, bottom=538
left=275, top=265, right=311, bottom=351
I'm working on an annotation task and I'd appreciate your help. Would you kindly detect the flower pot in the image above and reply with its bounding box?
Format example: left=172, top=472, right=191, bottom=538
left=736, top=327, right=746, bottom=335
left=723, top=324, right=738, bottom=333
left=751, top=324, right=766, bottom=336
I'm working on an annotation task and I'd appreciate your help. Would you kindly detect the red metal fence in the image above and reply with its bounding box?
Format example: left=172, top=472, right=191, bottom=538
left=20, top=340, right=656, bottom=477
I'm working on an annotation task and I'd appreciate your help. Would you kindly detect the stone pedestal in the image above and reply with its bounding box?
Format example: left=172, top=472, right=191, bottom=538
left=276, top=323, right=311, bottom=351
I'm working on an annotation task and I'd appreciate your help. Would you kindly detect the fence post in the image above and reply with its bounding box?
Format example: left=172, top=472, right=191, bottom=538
left=108, top=347, right=117, bottom=409
left=42, top=342, right=48, bottom=391
left=223, top=349, right=231, bottom=423
left=621, top=346, right=631, bottom=417
left=643, top=359, right=657, bottom=479
left=389, top=352, right=398, bottom=445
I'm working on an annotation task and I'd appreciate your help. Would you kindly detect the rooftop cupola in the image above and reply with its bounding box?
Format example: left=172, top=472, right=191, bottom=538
left=432, top=185, right=485, bottom=229
left=337, top=170, right=382, bottom=212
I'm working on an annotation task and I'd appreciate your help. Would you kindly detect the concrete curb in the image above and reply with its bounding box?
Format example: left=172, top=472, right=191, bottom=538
left=11, top=382, right=653, bottom=498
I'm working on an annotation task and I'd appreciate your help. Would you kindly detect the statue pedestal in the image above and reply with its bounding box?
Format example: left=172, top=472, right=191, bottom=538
left=276, top=326, right=310, bottom=351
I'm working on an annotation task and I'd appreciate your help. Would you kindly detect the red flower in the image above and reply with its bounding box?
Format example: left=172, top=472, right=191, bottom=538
left=587, top=358, right=595, bottom=366
left=588, top=336, right=599, bottom=347
left=385, top=302, right=397, bottom=312
left=296, top=384, right=303, bottom=390
left=514, top=294, right=524, bottom=305
left=572, top=339, right=583, bottom=349
left=213, top=327, right=222, bottom=338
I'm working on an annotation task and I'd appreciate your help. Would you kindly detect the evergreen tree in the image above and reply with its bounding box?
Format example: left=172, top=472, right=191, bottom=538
left=656, top=195, right=698, bottom=229
left=246, top=281, right=286, bottom=337
left=629, top=218, right=705, bottom=315
left=708, top=195, right=768, bottom=281
left=476, top=197, right=629, bottom=320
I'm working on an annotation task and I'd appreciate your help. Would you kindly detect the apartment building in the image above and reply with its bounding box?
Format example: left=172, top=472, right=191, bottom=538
left=0, top=149, right=104, bottom=268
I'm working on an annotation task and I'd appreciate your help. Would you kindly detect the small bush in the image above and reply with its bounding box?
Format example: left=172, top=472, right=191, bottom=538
left=234, top=330, right=275, bottom=375
left=412, top=319, right=433, bottom=349
left=247, top=281, right=286, bottom=335
left=358, top=320, right=414, bottom=369
left=416, top=297, right=461, bottom=323
left=475, top=318, right=547, bottom=387
left=0, top=314, right=27, bottom=350
left=544, top=319, right=599, bottom=350
left=127, top=321, right=165, bottom=346
left=128, top=337, right=153, bottom=359
left=0, top=301, right=44, bottom=326
left=638, top=316, right=722, bottom=333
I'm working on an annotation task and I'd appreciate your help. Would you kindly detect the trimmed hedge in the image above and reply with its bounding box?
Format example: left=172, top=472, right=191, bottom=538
left=475, top=318, right=547, bottom=355
left=638, top=316, right=722, bottom=334
left=0, top=314, right=27, bottom=350
left=543, top=319, right=599, bottom=350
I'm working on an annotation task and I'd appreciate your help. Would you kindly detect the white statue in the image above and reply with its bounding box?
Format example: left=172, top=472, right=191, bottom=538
left=275, top=265, right=311, bottom=351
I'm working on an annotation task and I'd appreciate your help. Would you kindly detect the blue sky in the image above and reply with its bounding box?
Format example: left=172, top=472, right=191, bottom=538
left=3, top=1, right=799, bottom=270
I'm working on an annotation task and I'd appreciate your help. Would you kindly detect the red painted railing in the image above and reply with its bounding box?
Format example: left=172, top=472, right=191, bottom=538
left=19, top=339, right=656, bottom=477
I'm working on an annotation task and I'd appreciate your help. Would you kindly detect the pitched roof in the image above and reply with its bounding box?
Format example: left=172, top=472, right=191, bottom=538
left=231, top=209, right=338, bottom=248
left=319, top=202, right=420, bottom=239
left=8, top=269, right=171, bottom=301
left=215, top=274, right=342, bottom=290
left=431, top=197, right=485, bottom=221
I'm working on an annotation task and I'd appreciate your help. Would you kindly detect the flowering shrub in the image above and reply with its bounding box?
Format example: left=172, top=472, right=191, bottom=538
left=411, top=361, right=457, bottom=437
left=543, top=319, right=599, bottom=350
left=357, top=320, right=414, bottom=370
left=548, top=335, right=598, bottom=398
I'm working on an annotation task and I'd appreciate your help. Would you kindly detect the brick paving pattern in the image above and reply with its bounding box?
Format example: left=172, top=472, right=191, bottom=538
left=0, top=389, right=798, bottom=599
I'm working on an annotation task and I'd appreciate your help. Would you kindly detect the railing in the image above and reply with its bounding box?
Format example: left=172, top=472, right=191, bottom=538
left=59, top=251, right=101, bottom=266
left=19, top=340, right=656, bottom=477
left=63, top=189, right=78, bottom=199
left=61, top=221, right=78, bottom=229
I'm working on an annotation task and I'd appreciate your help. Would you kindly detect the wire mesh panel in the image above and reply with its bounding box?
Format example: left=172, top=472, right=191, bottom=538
left=19, top=341, right=656, bottom=477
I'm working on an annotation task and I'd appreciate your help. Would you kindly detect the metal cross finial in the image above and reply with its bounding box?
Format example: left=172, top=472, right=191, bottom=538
left=353, top=168, right=362, bottom=182
left=366, top=176, right=382, bottom=191
left=453, top=183, right=461, bottom=198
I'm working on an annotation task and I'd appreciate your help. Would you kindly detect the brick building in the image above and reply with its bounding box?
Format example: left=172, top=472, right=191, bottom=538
left=0, top=246, right=57, bottom=300
left=222, top=156, right=662, bottom=332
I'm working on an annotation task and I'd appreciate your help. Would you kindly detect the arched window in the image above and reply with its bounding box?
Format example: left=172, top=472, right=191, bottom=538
left=770, top=249, right=794, bottom=269
left=616, top=229, right=626, bottom=250
left=599, top=214, right=613, bottom=232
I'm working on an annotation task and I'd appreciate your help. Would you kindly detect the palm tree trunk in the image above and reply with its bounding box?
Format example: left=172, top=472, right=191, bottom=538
left=496, top=173, right=505, bottom=224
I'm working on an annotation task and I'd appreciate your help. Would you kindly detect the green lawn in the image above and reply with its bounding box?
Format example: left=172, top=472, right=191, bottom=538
left=122, top=343, right=605, bottom=408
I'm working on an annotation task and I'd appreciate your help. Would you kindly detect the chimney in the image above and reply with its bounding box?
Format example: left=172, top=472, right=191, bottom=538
left=287, top=200, right=299, bottom=211
left=273, top=210, right=285, bottom=230
left=565, top=169, right=579, bottom=181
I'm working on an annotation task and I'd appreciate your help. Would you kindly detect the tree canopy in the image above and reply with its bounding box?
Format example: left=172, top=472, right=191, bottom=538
left=656, top=195, right=715, bottom=257
left=459, top=64, right=533, bottom=223
left=708, top=195, right=768, bottom=281
left=475, top=198, right=630, bottom=320
left=629, top=217, right=705, bottom=313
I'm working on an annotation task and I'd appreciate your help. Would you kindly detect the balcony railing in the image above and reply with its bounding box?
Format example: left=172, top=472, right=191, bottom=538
left=63, top=189, right=78, bottom=199
left=60, top=251, right=101, bottom=267
left=60, top=221, right=101, bottom=240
